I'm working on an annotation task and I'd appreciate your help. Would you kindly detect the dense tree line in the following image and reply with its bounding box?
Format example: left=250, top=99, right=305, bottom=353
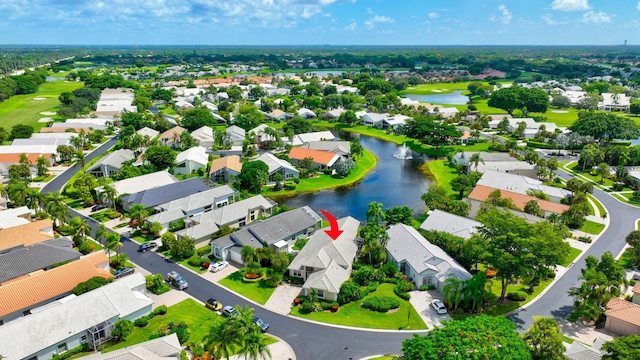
left=0, top=68, right=48, bottom=102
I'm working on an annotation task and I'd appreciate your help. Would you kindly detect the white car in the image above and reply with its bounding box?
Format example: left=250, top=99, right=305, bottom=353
left=431, top=299, right=447, bottom=314
left=210, top=260, right=229, bottom=273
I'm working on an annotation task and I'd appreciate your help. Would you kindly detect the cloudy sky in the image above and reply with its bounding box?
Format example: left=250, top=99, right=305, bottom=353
left=1, top=0, right=639, bottom=45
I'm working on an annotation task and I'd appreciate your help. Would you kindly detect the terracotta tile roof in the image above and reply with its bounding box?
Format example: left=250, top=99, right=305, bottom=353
left=209, top=155, right=242, bottom=174
left=40, top=127, right=93, bottom=133
left=0, top=153, right=53, bottom=164
left=633, top=281, right=640, bottom=294
left=606, top=298, right=640, bottom=327
left=288, top=147, right=338, bottom=166
left=0, top=252, right=111, bottom=318
left=468, top=185, right=569, bottom=214
left=159, top=126, right=186, bottom=142
left=0, top=219, right=54, bottom=251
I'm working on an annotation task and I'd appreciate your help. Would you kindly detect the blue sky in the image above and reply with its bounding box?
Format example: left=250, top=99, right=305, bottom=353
left=1, top=0, right=639, bottom=45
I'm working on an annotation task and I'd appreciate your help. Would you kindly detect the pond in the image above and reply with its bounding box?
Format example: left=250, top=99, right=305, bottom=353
left=403, top=90, right=470, bottom=105
left=277, top=135, right=432, bottom=221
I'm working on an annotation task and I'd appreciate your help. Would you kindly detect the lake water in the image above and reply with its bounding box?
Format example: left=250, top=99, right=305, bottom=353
left=277, top=135, right=431, bottom=221
left=403, top=90, right=470, bottom=105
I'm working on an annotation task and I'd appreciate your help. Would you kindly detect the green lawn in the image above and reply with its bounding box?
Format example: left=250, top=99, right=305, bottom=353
left=291, top=283, right=427, bottom=330
left=32, top=174, right=56, bottom=182
left=89, top=209, right=118, bottom=223
left=218, top=271, right=276, bottom=305
left=578, top=220, right=605, bottom=235
left=617, top=248, right=635, bottom=269
left=587, top=194, right=606, bottom=217
left=63, top=198, right=86, bottom=209
left=482, top=277, right=554, bottom=317
left=264, top=148, right=376, bottom=197
left=0, top=80, right=83, bottom=130
left=425, top=160, right=458, bottom=197
left=561, top=247, right=582, bottom=267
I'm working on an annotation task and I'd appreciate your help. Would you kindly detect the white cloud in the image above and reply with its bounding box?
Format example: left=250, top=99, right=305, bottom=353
left=541, top=13, right=567, bottom=25
left=637, top=1, right=640, bottom=11
left=344, top=21, right=356, bottom=30
left=490, top=5, right=511, bottom=25
left=581, top=11, right=612, bottom=23
left=551, top=0, right=591, bottom=11
left=428, top=12, right=439, bottom=19
left=372, top=15, right=395, bottom=23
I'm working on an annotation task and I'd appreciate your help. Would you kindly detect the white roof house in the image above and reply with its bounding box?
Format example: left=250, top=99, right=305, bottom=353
left=30, top=132, right=78, bottom=140
left=297, top=107, right=317, bottom=119
left=136, top=127, right=160, bottom=139
left=87, top=149, right=135, bottom=178
left=386, top=223, right=472, bottom=292
left=249, top=124, right=278, bottom=144
left=191, top=126, right=214, bottom=148
left=419, top=209, right=482, bottom=240
left=82, top=334, right=181, bottom=360
left=476, top=170, right=572, bottom=203
left=173, top=146, right=209, bottom=175
left=287, top=131, right=337, bottom=146
left=0, top=273, right=152, bottom=360
left=98, top=171, right=178, bottom=197
left=0, top=206, right=31, bottom=230
left=598, top=93, right=631, bottom=111
left=226, top=125, right=246, bottom=147
left=253, top=152, right=299, bottom=181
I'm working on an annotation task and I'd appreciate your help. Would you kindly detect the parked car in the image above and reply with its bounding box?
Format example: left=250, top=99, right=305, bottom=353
left=210, top=260, right=229, bottom=273
left=113, top=267, right=135, bottom=279
left=206, top=298, right=222, bottom=311
left=633, top=273, right=640, bottom=281
left=221, top=305, right=238, bottom=318
left=253, top=316, right=269, bottom=332
left=431, top=299, right=447, bottom=315
left=138, top=242, right=158, bottom=252
left=92, top=204, right=108, bottom=212
left=167, top=271, right=188, bottom=290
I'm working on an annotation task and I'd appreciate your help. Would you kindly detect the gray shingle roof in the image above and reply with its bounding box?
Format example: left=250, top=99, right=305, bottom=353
left=565, top=341, right=603, bottom=360
left=387, top=224, right=471, bottom=282
left=253, top=153, right=298, bottom=175
left=156, top=185, right=237, bottom=214
left=121, top=178, right=209, bottom=209
left=0, top=238, right=80, bottom=283
left=476, top=170, right=572, bottom=200
left=419, top=209, right=482, bottom=240
left=87, top=149, right=135, bottom=172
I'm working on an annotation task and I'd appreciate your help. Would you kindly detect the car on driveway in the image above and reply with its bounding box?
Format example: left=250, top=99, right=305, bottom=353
left=206, top=298, right=223, bottom=311
left=91, top=204, right=108, bottom=212
left=431, top=299, right=447, bottom=314
left=633, top=273, right=640, bottom=281
left=210, top=260, right=229, bottom=272
left=113, top=267, right=135, bottom=279
left=138, top=242, right=158, bottom=252
left=167, top=271, right=188, bottom=290
left=253, top=316, right=269, bottom=332
left=221, top=305, right=238, bottom=318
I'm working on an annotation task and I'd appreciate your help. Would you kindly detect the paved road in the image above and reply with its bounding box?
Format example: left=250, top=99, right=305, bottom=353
left=507, top=170, right=640, bottom=330
left=41, top=137, right=425, bottom=360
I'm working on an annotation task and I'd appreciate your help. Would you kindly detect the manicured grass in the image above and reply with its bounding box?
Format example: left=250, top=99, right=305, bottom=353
left=32, top=174, right=56, bottom=182
left=368, top=356, right=397, bottom=360
left=588, top=194, right=606, bottom=217
left=291, top=283, right=427, bottom=330
left=105, top=299, right=223, bottom=352
left=617, top=248, right=635, bottom=269
left=159, top=105, right=177, bottom=116
left=63, top=198, right=85, bottom=209
left=264, top=148, right=376, bottom=197
left=562, top=335, right=575, bottom=344
left=89, top=209, right=118, bottom=223
left=578, top=220, right=605, bottom=235
left=482, top=277, right=554, bottom=317
left=561, top=247, right=582, bottom=267
left=424, top=160, right=458, bottom=197
left=218, top=271, right=277, bottom=305
left=0, top=80, right=83, bottom=130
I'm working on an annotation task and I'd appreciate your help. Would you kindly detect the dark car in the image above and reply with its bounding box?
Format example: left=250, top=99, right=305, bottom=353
left=138, top=242, right=158, bottom=252
left=113, top=267, right=135, bottom=278
left=92, top=204, right=108, bottom=212
left=253, top=316, right=269, bottom=332
left=167, top=271, right=188, bottom=290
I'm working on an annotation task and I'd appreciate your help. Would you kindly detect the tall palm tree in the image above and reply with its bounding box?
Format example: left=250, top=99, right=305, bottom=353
left=241, top=245, right=256, bottom=267
left=365, top=201, right=385, bottom=225
left=241, top=331, right=272, bottom=360
left=468, top=153, right=484, bottom=172
left=70, top=216, right=91, bottom=243
left=95, top=224, right=108, bottom=245
left=626, top=230, right=640, bottom=267
left=102, top=184, right=119, bottom=211
left=24, top=188, right=41, bottom=210
left=204, top=317, right=245, bottom=360
left=42, top=191, right=69, bottom=228
left=128, top=204, right=148, bottom=230
left=105, top=232, right=123, bottom=259
left=443, top=275, right=464, bottom=310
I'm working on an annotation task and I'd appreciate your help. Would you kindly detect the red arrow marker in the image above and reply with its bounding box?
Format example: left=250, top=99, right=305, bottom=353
left=319, top=209, right=343, bottom=240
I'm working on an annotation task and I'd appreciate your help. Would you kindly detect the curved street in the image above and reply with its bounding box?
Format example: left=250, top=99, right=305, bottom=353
left=42, top=139, right=640, bottom=358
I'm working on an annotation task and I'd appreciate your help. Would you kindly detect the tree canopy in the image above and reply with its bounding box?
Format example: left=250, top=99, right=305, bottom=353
left=405, top=116, right=462, bottom=148
left=238, top=160, right=269, bottom=193
left=569, top=111, right=639, bottom=145
left=488, top=86, right=549, bottom=114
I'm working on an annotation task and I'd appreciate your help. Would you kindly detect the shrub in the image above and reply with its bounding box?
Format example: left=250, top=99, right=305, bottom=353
left=152, top=305, right=168, bottom=316
left=134, top=316, right=149, bottom=327
left=337, top=280, right=362, bottom=305
left=171, top=323, right=191, bottom=343
left=323, top=169, right=333, bottom=175
left=197, top=246, right=212, bottom=256
left=50, top=344, right=89, bottom=360
left=180, top=350, right=188, bottom=360
left=264, top=272, right=283, bottom=287
left=77, top=241, right=94, bottom=255
left=112, top=319, right=134, bottom=342
left=395, top=290, right=410, bottom=301
left=300, top=299, right=315, bottom=314
left=72, top=276, right=113, bottom=296
left=507, top=291, right=528, bottom=301
left=362, top=296, right=400, bottom=312
left=352, top=265, right=383, bottom=286
left=379, top=262, right=399, bottom=279
left=485, top=268, right=498, bottom=278
left=201, top=261, right=211, bottom=269
left=293, top=177, right=300, bottom=184
left=394, top=280, right=413, bottom=301
left=284, top=181, right=297, bottom=190
left=320, top=301, right=339, bottom=311
left=419, top=285, right=436, bottom=291
left=187, top=255, right=204, bottom=267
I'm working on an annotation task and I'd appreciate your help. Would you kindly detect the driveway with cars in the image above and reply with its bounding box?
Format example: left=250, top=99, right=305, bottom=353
left=408, top=290, right=451, bottom=328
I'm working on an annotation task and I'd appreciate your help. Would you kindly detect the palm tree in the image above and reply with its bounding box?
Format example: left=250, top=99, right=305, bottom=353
left=24, top=188, right=41, bottom=210
left=42, top=191, right=69, bottom=227
left=443, top=275, right=464, bottom=310
left=365, top=201, right=385, bottom=225
left=241, top=245, right=256, bottom=267
left=36, top=156, right=49, bottom=177
left=350, top=138, right=364, bottom=159
left=627, top=230, right=640, bottom=267
left=102, top=184, right=119, bottom=211
left=462, top=272, right=486, bottom=312
left=468, top=153, right=484, bottom=172
left=74, top=150, right=86, bottom=169
left=128, top=204, right=148, bottom=230
left=596, top=162, right=610, bottom=183
left=204, top=316, right=246, bottom=360
left=105, top=232, right=123, bottom=260
left=70, top=216, right=91, bottom=243
left=95, top=224, right=108, bottom=245
left=241, top=330, right=272, bottom=360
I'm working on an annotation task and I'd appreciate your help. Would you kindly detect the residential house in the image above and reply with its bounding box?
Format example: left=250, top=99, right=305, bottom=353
left=12, top=138, right=71, bottom=147
left=0, top=273, right=152, bottom=360
left=173, top=146, right=208, bottom=175
left=0, top=145, right=58, bottom=165
left=202, top=101, right=219, bottom=113
left=136, top=127, right=160, bottom=140
left=605, top=298, right=640, bottom=336
left=265, top=109, right=294, bottom=121
left=191, top=126, right=214, bottom=148
left=185, top=195, right=276, bottom=245
left=287, top=216, right=360, bottom=301
left=119, top=177, right=209, bottom=211
left=159, top=126, right=186, bottom=148
left=97, top=171, right=178, bottom=204
left=361, top=113, right=389, bottom=128
left=30, top=132, right=78, bottom=141
left=323, top=108, right=346, bottom=120
left=565, top=339, right=604, bottom=360
left=81, top=334, right=181, bottom=360
left=50, top=122, right=106, bottom=131
left=253, top=152, right=299, bottom=182
left=0, top=206, right=31, bottom=230
left=212, top=206, right=320, bottom=262
left=209, top=155, right=242, bottom=184
left=226, top=125, right=246, bottom=147
left=419, top=209, right=482, bottom=240
left=0, top=237, right=81, bottom=283
left=94, top=88, right=136, bottom=116
left=0, top=218, right=54, bottom=253
left=386, top=223, right=472, bottom=292
left=382, top=114, right=412, bottom=131
left=297, top=107, right=317, bottom=119
left=451, top=151, right=537, bottom=177
left=476, top=170, right=572, bottom=203
left=467, top=185, right=570, bottom=219
left=174, top=100, right=194, bottom=111
left=632, top=281, right=640, bottom=304
left=86, top=149, right=135, bottom=178
left=288, top=147, right=341, bottom=171
left=598, top=93, right=631, bottom=111
left=302, top=141, right=351, bottom=159
left=0, top=252, right=110, bottom=325
left=249, top=124, right=278, bottom=146
left=287, top=131, right=337, bottom=146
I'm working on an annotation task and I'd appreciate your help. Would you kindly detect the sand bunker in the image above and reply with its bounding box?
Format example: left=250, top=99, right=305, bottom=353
left=551, top=110, right=569, bottom=113
left=38, top=118, right=53, bottom=123
left=432, top=90, right=442, bottom=93
left=33, top=97, right=46, bottom=100
left=40, top=111, right=56, bottom=115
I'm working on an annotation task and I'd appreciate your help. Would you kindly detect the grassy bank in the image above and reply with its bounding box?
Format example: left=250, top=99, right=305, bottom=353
left=0, top=80, right=83, bottom=130
left=423, top=160, right=457, bottom=196
left=264, top=148, right=376, bottom=197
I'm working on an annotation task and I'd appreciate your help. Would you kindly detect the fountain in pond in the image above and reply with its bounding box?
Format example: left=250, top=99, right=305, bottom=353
left=393, top=143, right=413, bottom=160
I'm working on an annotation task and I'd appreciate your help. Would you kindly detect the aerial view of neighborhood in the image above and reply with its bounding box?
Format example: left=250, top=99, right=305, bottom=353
left=2, top=1, right=640, bottom=359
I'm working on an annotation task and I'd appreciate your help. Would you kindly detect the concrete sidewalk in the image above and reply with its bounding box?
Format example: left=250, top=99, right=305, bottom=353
left=561, top=320, right=615, bottom=345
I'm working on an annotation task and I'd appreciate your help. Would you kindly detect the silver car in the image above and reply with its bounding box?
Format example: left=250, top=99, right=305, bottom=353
left=431, top=299, right=447, bottom=314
